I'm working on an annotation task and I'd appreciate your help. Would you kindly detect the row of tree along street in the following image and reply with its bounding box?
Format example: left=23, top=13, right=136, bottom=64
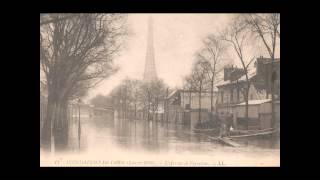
left=40, top=14, right=128, bottom=151
left=91, top=78, right=170, bottom=122
left=40, top=14, right=279, bottom=152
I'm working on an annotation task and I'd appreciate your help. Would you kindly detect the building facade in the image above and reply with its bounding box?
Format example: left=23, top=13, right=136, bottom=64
left=216, top=57, right=280, bottom=130
left=166, top=90, right=217, bottom=128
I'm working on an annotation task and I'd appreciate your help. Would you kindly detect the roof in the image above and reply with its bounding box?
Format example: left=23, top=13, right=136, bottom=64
left=167, top=89, right=218, bottom=99
left=216, top=68, right=256, bottom=88
left=180, top=89, right=218, bottom=93
left=92, top=106, right=113, bottom=111
left=257, top=57, right=280, bottom=64
left=235, top=99, right=271, bottom=106
left=151, top=106, right=164, bottom=113
left=167, top=90, right=178, bottom=99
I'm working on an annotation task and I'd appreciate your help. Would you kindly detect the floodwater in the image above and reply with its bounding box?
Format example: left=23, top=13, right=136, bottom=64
left=40, top=116, right=280, bottom=167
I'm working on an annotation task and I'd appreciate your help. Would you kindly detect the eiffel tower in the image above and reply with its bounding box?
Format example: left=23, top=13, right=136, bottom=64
left=143, top=16, right=158, bottom=83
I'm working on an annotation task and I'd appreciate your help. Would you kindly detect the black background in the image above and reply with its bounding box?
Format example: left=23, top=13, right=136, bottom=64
left=2, top=0, right=311, bottom=178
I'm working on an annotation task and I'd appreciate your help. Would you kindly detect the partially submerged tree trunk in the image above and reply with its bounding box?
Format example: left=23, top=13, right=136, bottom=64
left=41, top=98, right=53, bottom=150
left=53, top=100, right=69, bottom=151
left=198, top=80, right=202, bottom=124
left=271, top=64, right=276, bottom=129
left=134, top=102, right=137, bottom=119
left=271, top=26, right=277, bottom=130
left=244, top=86, right=249, bottom=121
left=210, top=78, right=214, bottom=112
left=243, top=74, right=250, bottom=122
left=41, top=94, right=69, bottom=151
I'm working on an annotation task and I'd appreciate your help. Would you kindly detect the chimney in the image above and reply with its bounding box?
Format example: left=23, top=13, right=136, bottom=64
left=224, top=66, right=234, bottom=81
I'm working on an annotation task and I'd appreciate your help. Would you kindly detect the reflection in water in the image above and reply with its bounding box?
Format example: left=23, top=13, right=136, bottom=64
left=41, top=115, right=279, bottom=166
left=68, top=115, right=279, bottom=154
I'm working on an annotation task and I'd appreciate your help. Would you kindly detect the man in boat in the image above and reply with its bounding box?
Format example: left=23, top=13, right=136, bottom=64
left=225, top=113, right=233, bottom=137
left=219, top=112, right=227, bottom=137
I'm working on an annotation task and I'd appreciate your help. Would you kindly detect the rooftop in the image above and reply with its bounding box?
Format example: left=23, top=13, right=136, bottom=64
left=216, top=68, right=256, bottom=87
left=216, top=57, right=280, bottom=88
left=235, top=99, right=271, bottom=106
left=167, top=89, right=218, bottom=99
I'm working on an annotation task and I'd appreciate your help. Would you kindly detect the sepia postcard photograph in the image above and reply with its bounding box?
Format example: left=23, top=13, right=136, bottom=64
left=40, top=13, right=280, bottom=167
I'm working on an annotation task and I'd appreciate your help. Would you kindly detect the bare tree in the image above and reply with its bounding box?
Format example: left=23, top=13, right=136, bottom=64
left=40, top=14, right=77, bottom=26
left=198, top=34, right=228, bottom=113
left=220, top=17, right=256, bottom=120
left=138, top=79, right=167, bottom=121
left=242, top=13, right=280, bottom=128
left=183, top=75, right=197, bottom=109
left=188, top=59, right=211, bottom=124
left=120, top=78, right=141, bottom=119
left=127, top=79, right=141, bottom=120
left=40, top=14, right=127, bottom=151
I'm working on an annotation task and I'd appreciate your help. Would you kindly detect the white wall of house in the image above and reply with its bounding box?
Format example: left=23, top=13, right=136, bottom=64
left=180, top=91, right=217, bottom=110
left=217, top=84, right=267, bottom=105
left=234, top=105, right=260, bottom=118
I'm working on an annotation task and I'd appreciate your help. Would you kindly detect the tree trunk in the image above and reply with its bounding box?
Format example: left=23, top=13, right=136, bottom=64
left=244, top=84, right=250, bottom=130
left=271, top=26, right=277, bottom=130
left=41, top=96, right=53, bottom=151
left=198, top=81, right=202, bottom=124
left=271, top=65, right=276, bottom=129
left=147, top=102, right=150, bottom=121
left=53, top=100, right=69, bottom=151
left=189, top=90, right=192, bottom=106
left=210, top=64, right=216, bottom=113
left=210, top=78, right=214, bottom=112
left=271, top=84, right=275, bottom=128
left=245, top=92, right=249, bottom=119
left=41, top=94, right=69, bottom=152
left=134, top=103, right=137, bottom=119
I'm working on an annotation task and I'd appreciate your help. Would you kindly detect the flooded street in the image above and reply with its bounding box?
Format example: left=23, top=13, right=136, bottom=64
left=40, top=13, right=280, bottom=167
left=40, top=116, right=280, bottom=166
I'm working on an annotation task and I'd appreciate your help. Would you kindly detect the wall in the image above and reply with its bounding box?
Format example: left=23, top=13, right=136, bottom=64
left=168, top=105, right=183, bottom=123
left=259, top=101, right=280, bottom=129
left=217, top=106, right=233, bottom=117
left=233, top=104, right=260, bottom=130
left=72, top=106, right=91, bottom=118
left=190, top=110, right=210, bottom=128
left=232, top=101, right=280, bottom=130
left=234, top=105, right=260, bottom=118
left=217, top=84, right=267, bottom=105
left=180, top=91, right=216, bottom=110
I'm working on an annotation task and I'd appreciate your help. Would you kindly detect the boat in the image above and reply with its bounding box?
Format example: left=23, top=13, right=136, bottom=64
left=208, top=137, right=242, bottom=147
left=192, top=127, right=219, bottom=133
left=229, top=129, right=278, bottom=138
left=230, top=128, right=275, bottom=136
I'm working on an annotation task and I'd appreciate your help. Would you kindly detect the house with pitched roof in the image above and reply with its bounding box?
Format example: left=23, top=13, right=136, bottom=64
left=216, top=57, right=280, bottom=130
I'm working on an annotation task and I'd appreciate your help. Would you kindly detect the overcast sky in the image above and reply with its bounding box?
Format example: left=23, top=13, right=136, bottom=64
left=86, top=13, right=279, bottom=101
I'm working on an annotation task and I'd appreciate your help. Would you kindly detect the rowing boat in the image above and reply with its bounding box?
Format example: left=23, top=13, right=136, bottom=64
left=192, top=128, right=219, bottom=133
left=230, top=128, right=275, bottom=136
left=229, top=129, right=278, bottom=138
left=208, top=137, right=242, bottom=147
